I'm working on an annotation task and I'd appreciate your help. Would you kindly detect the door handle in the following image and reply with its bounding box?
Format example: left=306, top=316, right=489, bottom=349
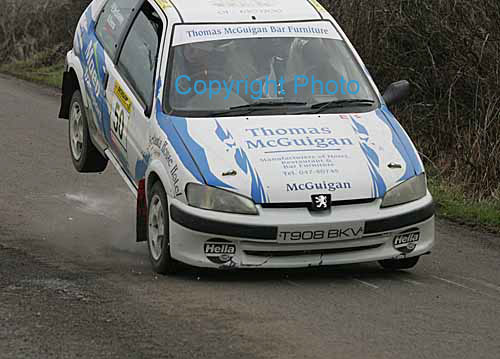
left=103, top=69, right=109, bottom=90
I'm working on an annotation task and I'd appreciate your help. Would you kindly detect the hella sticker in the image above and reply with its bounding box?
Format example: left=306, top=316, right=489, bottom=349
left=204, top=239, right=236, bottom=264
left=393, top=230, right=420, bottom=253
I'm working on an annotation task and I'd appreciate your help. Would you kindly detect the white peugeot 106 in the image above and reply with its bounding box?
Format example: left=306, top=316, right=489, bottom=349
left=59, top=0, right=435, bottom=273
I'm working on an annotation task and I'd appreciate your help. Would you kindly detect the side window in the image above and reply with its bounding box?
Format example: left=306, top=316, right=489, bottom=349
left=95, top=0, right=140, bottom=58
left=117, top=3, right=163, bottom=109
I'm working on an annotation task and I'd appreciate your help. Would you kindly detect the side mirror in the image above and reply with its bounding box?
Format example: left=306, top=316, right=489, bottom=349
left=383, top=80, right=410, bottom=106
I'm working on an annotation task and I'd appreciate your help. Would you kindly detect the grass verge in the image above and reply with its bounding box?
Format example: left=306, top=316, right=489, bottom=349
left=1, top=60, right=499, bottom=234
left=429, top=176, right=500, bottom=233
left=0, top=60, right=64, bottom=89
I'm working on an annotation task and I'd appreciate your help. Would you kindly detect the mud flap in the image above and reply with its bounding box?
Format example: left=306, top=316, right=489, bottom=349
left=136, top=179, right=148, bottom=242
left=59, top=71, right=72, bottom=119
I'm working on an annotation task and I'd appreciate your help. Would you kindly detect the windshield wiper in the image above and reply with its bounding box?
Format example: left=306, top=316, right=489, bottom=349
left=230, top=100, right=307, bottom=110
left=211, top=100, right=307, bottom=117
left=310, top=99, right=375, bottom=113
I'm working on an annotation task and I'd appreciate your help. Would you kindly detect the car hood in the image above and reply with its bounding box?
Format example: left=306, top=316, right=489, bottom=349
left=171, top=108, right=423, bottom=204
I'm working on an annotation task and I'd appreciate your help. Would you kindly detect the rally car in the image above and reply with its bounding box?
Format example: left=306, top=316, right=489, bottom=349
left=59, top=0, right=435, bottom=274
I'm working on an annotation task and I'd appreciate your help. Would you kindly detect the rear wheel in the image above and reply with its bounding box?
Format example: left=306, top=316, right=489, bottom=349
left=147, top=181, right=181, bottom=275
left=379, top=256, right=420, bottom=270
left=69, top=91, right=108, bottom=173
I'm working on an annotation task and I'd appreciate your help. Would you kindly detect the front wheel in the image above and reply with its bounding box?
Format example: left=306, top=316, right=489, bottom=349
left=147, top=181, right=181, bottom=275
left=378, top=256, right=420, bottom=270
left=68, top=91, right=108, bottom=173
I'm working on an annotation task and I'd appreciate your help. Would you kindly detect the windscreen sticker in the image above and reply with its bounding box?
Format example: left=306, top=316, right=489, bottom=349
left=172, top=21, right=341, bottom=46
left=308, top=0, right=328, bottom=13
left=209, top=0, right=274, bottom=7
left=155, top=0, right=173, bottom=9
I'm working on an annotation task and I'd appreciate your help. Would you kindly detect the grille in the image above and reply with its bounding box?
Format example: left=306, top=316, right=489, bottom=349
left=243, top=243, right=383, bottom=257
left=260, top=198, right=375, bottom=209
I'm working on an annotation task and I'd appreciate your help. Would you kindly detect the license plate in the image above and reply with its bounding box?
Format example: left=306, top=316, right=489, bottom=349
left=277, top=222, right=365, bottom=243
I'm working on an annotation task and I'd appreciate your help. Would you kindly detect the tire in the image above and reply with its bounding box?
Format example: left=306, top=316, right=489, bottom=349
left=379, top=256, right=420, bottom=270
left=147, top=181, right=181, bottom=274
left=68, top=91, right=108, bottom=173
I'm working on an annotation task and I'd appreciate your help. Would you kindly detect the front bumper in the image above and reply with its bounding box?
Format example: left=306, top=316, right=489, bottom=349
left=168, top=192, right=435, bottom=269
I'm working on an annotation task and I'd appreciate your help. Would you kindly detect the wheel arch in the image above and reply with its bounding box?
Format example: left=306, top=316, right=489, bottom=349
left=137, top=161, right=174, bottom=243
left=147, top=171, right=161, bottom=198
left=59, top=53, right=88, bottom=119
left=146, top=160, right=176, bottom=199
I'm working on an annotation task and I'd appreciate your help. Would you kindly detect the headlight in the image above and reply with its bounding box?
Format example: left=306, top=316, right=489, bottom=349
left=381, top=173, right=427, bottom=208
left=186, top=183, right=258, bottom=215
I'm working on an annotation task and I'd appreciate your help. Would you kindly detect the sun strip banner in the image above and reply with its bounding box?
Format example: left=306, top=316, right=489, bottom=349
left=173, top=21, right=341, bottom=46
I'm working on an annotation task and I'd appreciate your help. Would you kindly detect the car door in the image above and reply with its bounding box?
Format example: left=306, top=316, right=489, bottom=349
left=93, top=0, right=141, bottom=151
left=104, top=1, right=163, bottom=183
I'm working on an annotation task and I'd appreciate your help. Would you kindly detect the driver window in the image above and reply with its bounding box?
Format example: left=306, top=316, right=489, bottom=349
left=117, top=2, right=163, bottom=109
left=95, top=0, right=140, bottom=59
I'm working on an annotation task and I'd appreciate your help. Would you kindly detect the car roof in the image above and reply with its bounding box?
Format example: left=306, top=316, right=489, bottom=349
left=167, top=0, right=323, bottom=23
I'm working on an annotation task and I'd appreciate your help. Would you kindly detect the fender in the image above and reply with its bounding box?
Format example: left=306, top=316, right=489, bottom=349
left=64, top=50, right=108, bottom=157
left=146, top=159, right=178, bottom=199
left=64, top=51, right=89, bottom=111
left=59, top=52, right=88, bottom=119
left=64, top=0, right=106, bottom=112
left=136, top=159, right=179, bottom=242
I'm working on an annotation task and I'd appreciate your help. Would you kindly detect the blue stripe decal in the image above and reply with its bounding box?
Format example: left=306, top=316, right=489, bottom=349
left=155, top=116, right=203, bottom=184
left=79, top=10, right=112, bottom=145
left=235, top=149, right=249, bottom=174
left=351, top=117, right=387, bottom=198
left=351, top=117, right=369, bottom=137
left=360, top=141, right=380, bottom=167
left=154, top=80, right=203, bottom=183
left=172, top=118, right=234, bottom=189
left=214, top=121, right=269, bottom=203
left=135, top=153, right=151, bottom=180
left=79, top=9, right=131, bottom=174
left=250, top=165, right=268, bottom=203
left=377, top=107, right=423, bottom=180
left=364, top=146, right=387, bottom=197
left=154, top=80, right=232, bottom=188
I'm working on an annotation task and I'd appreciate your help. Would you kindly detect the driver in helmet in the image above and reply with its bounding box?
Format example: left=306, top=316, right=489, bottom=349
left=184, top=41, right=229, bottom=83
left=173, top=41, right=230, bottom=105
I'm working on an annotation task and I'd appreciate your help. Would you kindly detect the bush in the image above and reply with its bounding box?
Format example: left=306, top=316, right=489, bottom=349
left=0, top=0, right=89, bottom=64
left=327, top=0, right=500, bottom=199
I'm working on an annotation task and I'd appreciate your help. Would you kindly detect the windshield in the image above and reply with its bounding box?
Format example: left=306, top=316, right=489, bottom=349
left=165, top=21, right=378, bottom=117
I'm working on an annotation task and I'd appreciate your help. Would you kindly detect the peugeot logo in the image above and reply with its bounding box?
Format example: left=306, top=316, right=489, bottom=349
left=311, top=194, right=332, bottom=211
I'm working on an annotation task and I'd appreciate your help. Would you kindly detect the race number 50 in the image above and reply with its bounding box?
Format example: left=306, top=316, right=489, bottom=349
left=113, top=104, right=125, bottom=140
left=111, top=81, right=131, bottom=151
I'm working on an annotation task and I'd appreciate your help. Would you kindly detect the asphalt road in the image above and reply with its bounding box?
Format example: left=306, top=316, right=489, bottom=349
left=1, top=74, right=500, bottom=359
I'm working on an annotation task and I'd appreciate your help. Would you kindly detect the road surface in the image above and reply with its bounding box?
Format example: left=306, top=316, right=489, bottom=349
left=1, top=74, right=500, bottom=359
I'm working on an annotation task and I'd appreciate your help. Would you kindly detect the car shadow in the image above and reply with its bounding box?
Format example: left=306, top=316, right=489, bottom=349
left=172, top=262, right=422, bottom=284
